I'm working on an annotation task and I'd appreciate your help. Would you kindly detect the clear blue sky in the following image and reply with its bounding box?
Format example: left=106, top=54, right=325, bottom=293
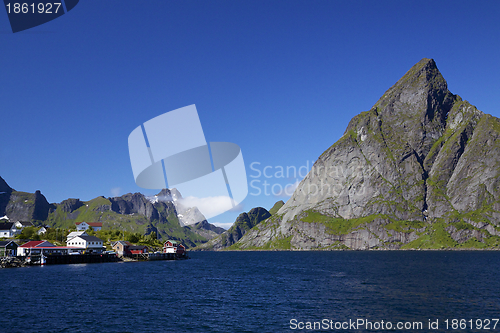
left=1, top=1, right=500, bottom=229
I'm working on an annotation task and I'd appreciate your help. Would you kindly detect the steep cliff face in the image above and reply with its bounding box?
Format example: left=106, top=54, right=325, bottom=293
left=0, top=176, right=13, bottom=217
left=4, top=190, right=52, bottom=222
left=237, top=58, right=500, bottom=250
left=59, top=198, right=84, bottom=213
left=110, top=192, right=161, bottom=221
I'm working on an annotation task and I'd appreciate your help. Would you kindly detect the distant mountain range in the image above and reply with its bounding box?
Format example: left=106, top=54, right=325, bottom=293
left=0, top=176, right=224, bottom=248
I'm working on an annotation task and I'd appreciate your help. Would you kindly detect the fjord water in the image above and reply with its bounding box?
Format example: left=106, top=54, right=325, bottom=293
left=1, top=251, right=499, bottom=332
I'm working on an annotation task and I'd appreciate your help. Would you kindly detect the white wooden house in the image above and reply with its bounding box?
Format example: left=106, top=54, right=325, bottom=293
left=37, top=226, right=48, bottom=235
left=67, top=235, right=104, bottom=253
left=0, top=222, right=17, bottom=238
left=75, top=222, right=102, bottom=231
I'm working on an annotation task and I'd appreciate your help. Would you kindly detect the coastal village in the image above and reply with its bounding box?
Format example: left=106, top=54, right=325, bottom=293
left=0, top=219, right=187, bottom=268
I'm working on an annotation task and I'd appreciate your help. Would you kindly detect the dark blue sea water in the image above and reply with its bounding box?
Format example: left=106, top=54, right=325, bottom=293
left=1, top=251, right=500, bottom=332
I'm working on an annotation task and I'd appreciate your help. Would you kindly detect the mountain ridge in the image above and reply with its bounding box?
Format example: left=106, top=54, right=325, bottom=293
left=0, top=176, right=223, bottom=248
left=194, top=206, right=274, bottom=250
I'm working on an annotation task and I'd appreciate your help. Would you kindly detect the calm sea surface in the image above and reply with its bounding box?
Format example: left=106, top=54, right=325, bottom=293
left=1, top=251, right=500, bottom=332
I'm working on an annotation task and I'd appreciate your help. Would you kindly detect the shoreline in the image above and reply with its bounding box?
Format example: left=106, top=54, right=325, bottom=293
left=193, top=247, right=500, bottom=252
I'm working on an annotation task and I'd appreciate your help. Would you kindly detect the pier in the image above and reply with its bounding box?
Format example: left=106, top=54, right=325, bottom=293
left=130, top=252, right=187, bottom=261
left=1, top=252, right=189, bottom=267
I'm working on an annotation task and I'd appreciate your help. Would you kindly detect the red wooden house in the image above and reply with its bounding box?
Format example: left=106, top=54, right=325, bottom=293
left=163, top=240, right=186, bottom=256
left=128, top=245, right=148, bottom=254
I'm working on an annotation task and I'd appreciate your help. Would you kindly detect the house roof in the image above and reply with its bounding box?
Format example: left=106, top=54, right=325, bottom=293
left=128, top=245, right=148, bottom=250
left=33, top=246, right=85, bottom=249
left=20, top=240, right=55, bottom=248
left=67, top=231, right=87, bottom=239
left=16, top=221, right=34, bottom=227
left=0, top=240, right=17, bottom=248
left=74, top=235, right=103, bottom=242
left=165, top=240, right=178, bottom=245
left=112, top=240, right=131, bottom=246
left=75, top=222, right=103, bottom=227
left=0, top=222, right=14, bottom=230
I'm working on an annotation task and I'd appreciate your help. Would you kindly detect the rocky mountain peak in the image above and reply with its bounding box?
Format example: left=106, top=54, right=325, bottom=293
left=375, top=58, right=450, bottom=108
left=234, top=59, right=500, bottom=250
left=334, top=59, right=459, bottom=184
left=59, top=198, right=84, bottom=213
left=0, top=176, right=13, bottom=218
left=155, top=188, right=175, bottom=200
left=362, top=58, right=455, bottom=160
left=0, top=176, right=12, bottom=194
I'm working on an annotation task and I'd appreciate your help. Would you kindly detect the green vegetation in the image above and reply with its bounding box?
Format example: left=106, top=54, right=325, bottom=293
left=83, top=228, right=166, bottom=250
left=446, top=203, right=494, bottom=225
left=269, top=200, right=285, bottom=215
left=301, top=210, right=385, bottom=235
left=15, top=226, right=42, bottom=241
left=384, top=220, right=425, bottom=233
left=273, top=209, right=500, bottom=250
left=457, top=237, right=487, bottom=249
left=260, top=236, right=293, bottom=250
left=401, top=222, right=457, bottom=249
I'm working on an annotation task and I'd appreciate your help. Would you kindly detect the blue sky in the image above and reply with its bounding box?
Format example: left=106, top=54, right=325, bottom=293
left=1, top=1, right=500, bottom=229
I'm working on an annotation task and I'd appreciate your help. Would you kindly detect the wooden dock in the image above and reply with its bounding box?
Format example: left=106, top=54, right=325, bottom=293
left=130, top=252, right=184, bottom=261
left=3, top=252, right=188, bottom=267
left=25, top=253, right=121, bottom=265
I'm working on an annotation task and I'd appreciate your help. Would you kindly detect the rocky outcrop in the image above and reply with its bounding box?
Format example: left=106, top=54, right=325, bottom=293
left=0, top=176, right=11, bottom=194
left=110, top=193, right=160, bottom=221
left=187, top=220, right=226, bottom=240
left=0, top=176, right=13, bottom=217
left=4, top=189, right=52, bottom=223
left=59, top=198, right=84, bottom=213
left=269, top=200, right=285, bottom=215
left=236, top=58, right=500, bottom=250
left=32, top=190, right=51, bottom=221
left=195, top=206, right=272, bottom=250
